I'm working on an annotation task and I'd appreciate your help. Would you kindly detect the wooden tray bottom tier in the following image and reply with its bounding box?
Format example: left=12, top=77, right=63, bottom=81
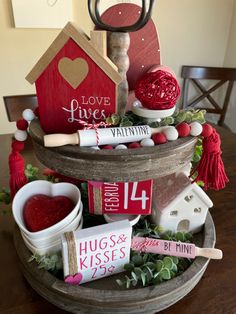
left=14, top=212, right=216, bottom=314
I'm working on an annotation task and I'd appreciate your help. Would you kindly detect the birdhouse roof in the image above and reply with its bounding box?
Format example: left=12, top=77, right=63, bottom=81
left=154, top=173, right=213, bottom=211
left=26, top=22, right=122, bottom=85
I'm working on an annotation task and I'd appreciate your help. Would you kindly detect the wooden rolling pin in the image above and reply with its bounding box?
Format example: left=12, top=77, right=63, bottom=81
left=44, top=125, right=167, bottom=147
left=131, top=236, right=223, bottom=260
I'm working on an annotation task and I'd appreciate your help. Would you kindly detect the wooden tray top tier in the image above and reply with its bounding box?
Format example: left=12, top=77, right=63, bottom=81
left=14, top=212, right=216, bottom=314
left=29, top=120, right=197, bottom=182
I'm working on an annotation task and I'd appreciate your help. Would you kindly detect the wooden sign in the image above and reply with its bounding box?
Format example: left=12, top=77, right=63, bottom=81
left=26, top=22, right=122, bottom=134
left=88, top=180, right=153, bottom=215
left=61, top=220, right=132, bottom=285
left=131, top=236, right=223, bottom=260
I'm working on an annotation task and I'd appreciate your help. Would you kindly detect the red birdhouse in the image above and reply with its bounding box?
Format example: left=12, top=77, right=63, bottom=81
left=26, top=22, right=122, bottom=134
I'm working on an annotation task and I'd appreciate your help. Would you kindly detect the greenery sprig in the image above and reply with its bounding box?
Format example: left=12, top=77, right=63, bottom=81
left=0, top=188, right=11, bottom=205
left=24, top=164, right=39, bottom=181
left=106, top=109, right=206, bottom=128
left=28, top=252, right=63, bottom=275
left=116, top=218, right=193, bottom=288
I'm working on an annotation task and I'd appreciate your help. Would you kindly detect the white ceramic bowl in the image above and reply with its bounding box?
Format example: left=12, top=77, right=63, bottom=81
left=22, top=202, right=83, bottom=248
left=13, top=180, right=81, bottom=239
left=104, top=213, right=141, bottom=226
left=22, top=217, right=83, bottom=256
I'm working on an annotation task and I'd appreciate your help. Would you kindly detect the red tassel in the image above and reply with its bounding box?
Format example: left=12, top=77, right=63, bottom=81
left=9, top=140, right=28, bottom=199
left=191, top=128, right=229, bottom=190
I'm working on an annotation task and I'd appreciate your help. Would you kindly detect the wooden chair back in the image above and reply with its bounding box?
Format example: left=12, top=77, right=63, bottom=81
left=180, top=66, right=236, bottom=126
left=3, top=94, right=38, bottom=122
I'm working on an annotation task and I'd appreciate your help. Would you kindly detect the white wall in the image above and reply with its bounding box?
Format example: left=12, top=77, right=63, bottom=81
left=224, top=0, right=236, bottom=131
left=0, top=0, right=235, bottom=134
left=0, top=0, right=92, bottom=134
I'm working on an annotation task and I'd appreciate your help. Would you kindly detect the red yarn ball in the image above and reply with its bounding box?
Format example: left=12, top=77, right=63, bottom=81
left=12, top=140, right=25, bottom=152
left=201, top=123, right=213, bottom=138
left=176, top=122, right=190, bottom=137
left=135, top=70, right=181, bottom=110
left=152, top=133, right=167, bottom=145
left=102, top=145, right=113, bottom=150
left=128, top=142, right=141, bottom=149
left=16, top=119, right=28, bottom=131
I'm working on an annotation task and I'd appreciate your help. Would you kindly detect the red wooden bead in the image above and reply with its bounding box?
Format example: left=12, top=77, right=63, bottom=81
left=176, top=122, right=190, bottom=137
left=201, top=123, right=213, bottom=138
left=128, top=142, right=141, bottom=149
left=102, top=145, right=113, bottom=150
left=152, top=133, right=167, bottom=145
left=12, top=140, right=24, bottom=152
left=16, top=119, right=28, bottom=131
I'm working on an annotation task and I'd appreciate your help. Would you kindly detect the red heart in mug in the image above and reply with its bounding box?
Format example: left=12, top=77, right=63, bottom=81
left=65, top=273, right=83, bottom=285
left=23, top=194, right=75, bottom=232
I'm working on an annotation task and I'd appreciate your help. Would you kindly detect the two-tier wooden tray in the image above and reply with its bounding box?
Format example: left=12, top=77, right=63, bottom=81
left=13, top=119, right=216, bottom=313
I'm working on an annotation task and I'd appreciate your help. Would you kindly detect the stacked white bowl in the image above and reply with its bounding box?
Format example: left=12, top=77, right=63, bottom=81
left=13, top=180, right=83, bottom=255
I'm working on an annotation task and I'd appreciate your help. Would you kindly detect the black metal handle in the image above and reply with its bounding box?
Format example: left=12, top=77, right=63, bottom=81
left=88, top=0, right=156, bottom=32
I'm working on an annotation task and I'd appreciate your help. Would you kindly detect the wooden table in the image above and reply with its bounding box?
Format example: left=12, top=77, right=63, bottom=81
left=0, top=127, right=236, bottom=314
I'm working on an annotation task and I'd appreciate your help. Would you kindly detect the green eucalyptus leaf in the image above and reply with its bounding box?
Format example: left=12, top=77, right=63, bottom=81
left=185, top=111, right=193, bottom=123
left=175, top=111, right=186, bottom=123
left=124, top=263, right=135, bottom=271
left=120, top=120, right=133, bottom=127
left=134, top=267, right=143, bottom=279
left=142, top=253, right=149, bottom=263
left=163, top=256, right=174, bottom=270
left=149, top=121, right=160, bottom=128
left=146, top=262, right=156, bottom=270
left=155, top=260, right=164, bottom=272
left=143, top=265, right=153, bottom=281
left=153, top=273, right=162, bottom=284
left=141, top=272, right=146, bottom=286
left=131, top=254, right=143, bottom=266
left=116, top=279, right=124, bottom=287
left=171, top=263, right=178, bottom=273
left=197, top=180, right=205, bottom=187
left=111, top=113, right=121, bottom=125
left=160, top=268, right=171, bottom=280
left=126, top=278, right=131, bottom=289
left=172, top=256, right=179, bottom=265
left=131, top=271, right=137, bottom=281
left=170, top=270, right=176, bottom=278
left=176, top=232, right=185, bottom=242
left=106, top=117, right=113, bottom=124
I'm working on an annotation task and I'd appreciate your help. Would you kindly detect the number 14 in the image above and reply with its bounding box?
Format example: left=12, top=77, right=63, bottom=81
left=124, top=182, right=149, bottom=210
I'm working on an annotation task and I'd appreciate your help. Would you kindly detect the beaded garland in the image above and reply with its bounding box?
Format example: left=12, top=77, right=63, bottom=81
left=14, top=109, right=36, bottom=142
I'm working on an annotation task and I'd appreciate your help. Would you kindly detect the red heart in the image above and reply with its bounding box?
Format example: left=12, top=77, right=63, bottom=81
left=23, top=194, right=75, bottom=232
left=65, top=273, right=83, bottom=285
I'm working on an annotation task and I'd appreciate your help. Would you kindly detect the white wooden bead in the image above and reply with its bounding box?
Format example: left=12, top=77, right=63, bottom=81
left=90, top=146, right=100, bottom=150
left=14, top=130, right=28, bottom=141
left=163, top=126, right=179, bottom=141
left=190, top=122, right=203, bottom=136
left=140, top=138, right=155, bottom=147
left=22, top=109, right=35, bottom=121
left=133, top=99, right=142, bottom=107
left=115, top=144, right=127, bottom=150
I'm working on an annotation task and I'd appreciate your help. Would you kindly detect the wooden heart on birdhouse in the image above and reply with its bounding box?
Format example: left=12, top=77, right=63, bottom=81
left=58, top=57, right=89, bottom=89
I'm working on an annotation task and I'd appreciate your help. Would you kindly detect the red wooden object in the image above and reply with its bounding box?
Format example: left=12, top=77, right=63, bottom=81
left=36, top=39, right=116, bottom=134
left=100, top=3, right=161, bottom=90
left=88, top=180, right=153, bottom=215
left=26, top=23, right=121, bottom=134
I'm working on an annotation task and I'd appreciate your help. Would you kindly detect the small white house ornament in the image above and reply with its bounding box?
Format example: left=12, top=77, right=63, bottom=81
left=151, top=173, right=213, bottom=234
left=61, top=220, right=132, bottom=285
